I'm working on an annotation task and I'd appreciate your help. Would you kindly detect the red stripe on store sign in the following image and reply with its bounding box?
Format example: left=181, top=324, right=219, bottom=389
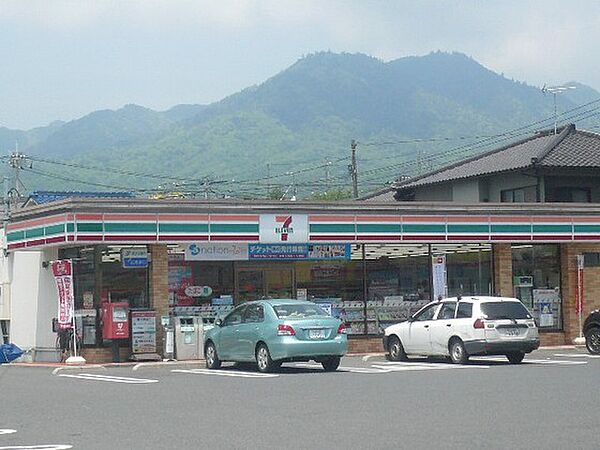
left=357, top=235, right=402, bottom=241
left=355, top=216, right=399, bottom=223
left=491, top=235, right=531, bottom=240
left=210, top=215, right=259, bottom=222
left=402, top=235, right=446, bottom=241
left=402, top=216, right=446, bottom=223
left=309, top=215, right=355, bottom=222
left=103, top=214, right=157, bottom=221
left=531, top=216, right=572, bottom=223
left=46, top=236, right=66, bottom=244
left=75, top=214, right=103, bottom=221
left=104, top=235, right=157, bottom=241
left=8, top=242, right=26, bottom=249
left=446, top=235, right=488, bottom=241
left=489, top=216, right=529, bottom=223
left=26, top=238, right=46, bottom=247
left=574, top=235, right=600, bottom=240
left=159, top=214, right=209, bottom=221
left=310, top=235, right=356, bottom=241
left=76, top=235, right=103, bottom=241
left=158, top=235, right=209, bottom=241
left=210, top=235, right=259, bottom=241
left=532, top=235, right=571, bottom=241
left=446, top=216, right=487, bottom=223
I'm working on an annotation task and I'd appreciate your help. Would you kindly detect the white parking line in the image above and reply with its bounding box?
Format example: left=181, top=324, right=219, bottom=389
left=472, top=357, right=587, bottom=365
left=553, top=353, right=600, bottom=359
left=372, top=363, right=491, bottom=371
left=0, top=431, right=17, bottom=436
left=0, top=446, right=73, bottom=449
left=58, top=373, right=159, bottom=384
left=289, top=363, right=391, bottom=374
left=172, top=369, right=279, bottom=378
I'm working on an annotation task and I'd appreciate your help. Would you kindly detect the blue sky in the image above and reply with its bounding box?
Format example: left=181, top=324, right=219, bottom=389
left=1, top=0, right=599, bottom=129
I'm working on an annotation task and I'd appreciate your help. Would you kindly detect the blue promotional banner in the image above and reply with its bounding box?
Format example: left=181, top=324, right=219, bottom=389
left=248, top=243, right=350, bottom=260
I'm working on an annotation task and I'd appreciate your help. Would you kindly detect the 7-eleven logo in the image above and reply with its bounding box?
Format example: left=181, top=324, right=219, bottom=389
left=274, top=216, right=294, bottom=241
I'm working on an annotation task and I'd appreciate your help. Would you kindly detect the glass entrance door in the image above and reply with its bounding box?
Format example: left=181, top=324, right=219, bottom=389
left=235, top=266, right=295, bottom=302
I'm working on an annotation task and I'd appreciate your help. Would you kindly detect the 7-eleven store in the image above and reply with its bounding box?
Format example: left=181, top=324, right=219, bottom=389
left=1, top=198, right=599, bottom=362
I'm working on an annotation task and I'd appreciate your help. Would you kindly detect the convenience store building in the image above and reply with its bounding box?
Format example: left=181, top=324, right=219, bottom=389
left=2, top=198, right=600, bottom=362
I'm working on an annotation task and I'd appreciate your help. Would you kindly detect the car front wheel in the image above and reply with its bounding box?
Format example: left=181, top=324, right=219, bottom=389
left=321, top=356, right=341, bottom=372
left=387, top=335, right=408, bottom=362
left=256, top=343, right=276, bottom=373
left=585, top=327, right=600, bottom=355
left=205, top=342, right=221, bottom=369
left=506, top=352, right=525, bottom=364
left=449, top=339, right=468, bottom=364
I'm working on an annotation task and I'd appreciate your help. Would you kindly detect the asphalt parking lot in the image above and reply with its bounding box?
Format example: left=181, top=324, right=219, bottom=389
left=1, top=348, right=598, bottom=450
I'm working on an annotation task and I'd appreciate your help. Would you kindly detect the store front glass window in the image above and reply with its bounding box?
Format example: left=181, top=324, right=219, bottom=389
left=433, top=244, right=493, bottom=297
left=512, top=244, right=562, bottom=330
left=101, top=246, right=149, bottom=309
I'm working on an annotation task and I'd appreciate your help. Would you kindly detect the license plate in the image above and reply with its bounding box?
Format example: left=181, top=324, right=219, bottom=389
left=308, top=329, right=326, bottom=339
left=502, top=328, right=520, bottom=336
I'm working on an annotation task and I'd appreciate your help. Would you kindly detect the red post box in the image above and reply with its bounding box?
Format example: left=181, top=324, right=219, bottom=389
left=101, top=302, right=130, bottom=340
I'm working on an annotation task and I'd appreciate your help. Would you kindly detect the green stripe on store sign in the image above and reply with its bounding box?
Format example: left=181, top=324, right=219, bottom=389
left=402, top=224, right=445, bottom=233
left=447, top=224, right=489, bottom=233
left=310, top=224, right=355, bottom=233
left=66, top=223, right=75, bottom=233
left=7, top=230, right=25, bottom=242
left=25, top=227, right=45, bottom=239
left=574, top=225, right=600, bottom=233
left=210, top=223, right=258, bottom=233
left=104, top=223, right=157, bottom=233
left=45, top=224, right=64, bottom=236
left=532, top=224, right=572, bottom=233
left=356, top=224, right=400, bottom=233
left=77, top=223, right=103, bottom=232
left=159, top=223, right=209, bottom=233
left=491, top=224, right=531, bottom=233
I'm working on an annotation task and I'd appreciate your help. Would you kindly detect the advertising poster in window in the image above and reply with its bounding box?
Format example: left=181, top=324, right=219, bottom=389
left=533, top=288, right=560, bottom=328
left=432, top=255, right=447, bottom=300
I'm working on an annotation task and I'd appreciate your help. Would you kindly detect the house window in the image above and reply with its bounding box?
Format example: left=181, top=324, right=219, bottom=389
left=501, top=188, right=526, bottom=203
left=550, top=187, right=591, bottom=203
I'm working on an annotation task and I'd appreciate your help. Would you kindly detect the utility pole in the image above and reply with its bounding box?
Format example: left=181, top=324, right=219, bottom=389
left=8, top=149, right=31, bottom=210
left=350, top=140, right=358, bottom=198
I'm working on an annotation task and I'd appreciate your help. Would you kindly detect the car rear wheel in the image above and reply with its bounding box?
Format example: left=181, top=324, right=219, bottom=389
left=506, top=352, right=525, bottom=364
left=449, top=339, right=468, bottom=364
left=256, top=343, right=276, bottom=373
left=321, top=356, right=341, bottom=372
left=387, top=335, right=408, bottom=362
left=585, top=327, right=600, bottom=355
left=205, top=342, right=221, bottom=369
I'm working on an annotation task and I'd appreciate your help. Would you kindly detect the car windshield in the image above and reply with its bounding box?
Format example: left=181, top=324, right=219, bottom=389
left=273, top=304, right=329, bottom=319
left=480, top=302, right=531, bottom=320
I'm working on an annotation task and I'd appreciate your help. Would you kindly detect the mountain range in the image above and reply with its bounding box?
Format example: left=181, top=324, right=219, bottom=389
left=1, top=51, right=599, bottom=198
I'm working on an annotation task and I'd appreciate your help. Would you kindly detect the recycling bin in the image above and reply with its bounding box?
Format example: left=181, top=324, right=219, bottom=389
left=175, top=317, right=201, bottom=360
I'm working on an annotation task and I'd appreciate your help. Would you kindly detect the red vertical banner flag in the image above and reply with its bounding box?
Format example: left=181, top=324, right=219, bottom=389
left=51, top=259, right=74, bottom=330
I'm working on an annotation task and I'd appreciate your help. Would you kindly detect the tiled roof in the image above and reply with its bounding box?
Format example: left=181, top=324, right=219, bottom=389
left=25, top=191, right=135, bottom=205
left=360, top=188, right=396, bottom=202
left=395, top=124, right=600, bottom=190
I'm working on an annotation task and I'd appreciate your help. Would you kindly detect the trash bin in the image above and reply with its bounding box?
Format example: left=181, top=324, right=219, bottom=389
left=174, top=317, right=201, bottom=360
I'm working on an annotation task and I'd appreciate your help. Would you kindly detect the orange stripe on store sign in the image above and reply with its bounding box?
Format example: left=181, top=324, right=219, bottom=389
left=210, top=215, right=259, bottom=221
left=402, top=216, right=446, bottom=223
left=446, top=216, right=487, bottom=223
left=489, top=216, right=529, bottom=223
left=355, top=216, right=399, bottom=223
left=531, top=216, right=572, bottom=223
left=6, top=215, right=65, bottom=231
left=75, top=213, right=103, bottom=221
left=159, top=214, right=209, bottom=221
left=571, top=216, right=600, bottom=223
left=103, top=213, right=157, bottom=221
left=309, top=215, right=355, bottom=222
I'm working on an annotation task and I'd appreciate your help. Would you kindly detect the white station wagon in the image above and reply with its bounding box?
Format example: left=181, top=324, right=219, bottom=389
left=383, top=296, right=540, bottom=364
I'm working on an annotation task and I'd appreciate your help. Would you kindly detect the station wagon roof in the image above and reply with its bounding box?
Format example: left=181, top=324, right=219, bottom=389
left=442, top=296, right=520, bottom=303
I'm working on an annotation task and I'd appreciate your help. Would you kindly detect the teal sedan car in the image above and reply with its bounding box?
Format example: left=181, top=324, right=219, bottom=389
left=204, top=299, right=348, bottom=372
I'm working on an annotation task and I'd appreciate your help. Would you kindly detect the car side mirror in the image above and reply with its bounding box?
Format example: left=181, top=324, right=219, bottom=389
left=215, top=318, right=222, bottom=327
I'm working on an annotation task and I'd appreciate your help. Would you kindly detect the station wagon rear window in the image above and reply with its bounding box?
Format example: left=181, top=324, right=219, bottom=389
left=273, top=304, right=329, bottom=319
left=480, top=302, right=531, bottom=320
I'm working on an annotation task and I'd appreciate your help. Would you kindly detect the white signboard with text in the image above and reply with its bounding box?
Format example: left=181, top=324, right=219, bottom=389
left=185, top=243, right=248, bottom=261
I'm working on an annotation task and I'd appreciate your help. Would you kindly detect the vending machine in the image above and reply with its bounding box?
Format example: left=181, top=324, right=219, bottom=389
left=101, top=302, right=130, bottom=340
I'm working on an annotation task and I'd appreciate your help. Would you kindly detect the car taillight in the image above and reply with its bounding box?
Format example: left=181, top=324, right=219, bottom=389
left=277, top=324, right=295, bottom=336
left=473, top=319, right=485, bottom=329
left=337, top=323, right=347, bottom=335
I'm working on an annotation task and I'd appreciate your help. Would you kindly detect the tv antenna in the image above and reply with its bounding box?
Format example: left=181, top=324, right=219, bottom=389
left=541, top=84, right=576, bottom=134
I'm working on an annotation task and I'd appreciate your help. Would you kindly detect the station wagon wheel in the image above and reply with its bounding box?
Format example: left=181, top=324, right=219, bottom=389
left=506, top=352, right=525, bottom=364
left=449, top=338, right=468, bottom=364
left=205, top=342, right=221, bottom=369
left=256, top=343, right=276, bottom=373
left=585, top=327, right=600, bottom=355
left=387, top=335, right=408, bottom=362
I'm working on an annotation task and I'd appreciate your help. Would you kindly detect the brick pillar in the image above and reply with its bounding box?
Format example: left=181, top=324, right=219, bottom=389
left=560, top=243, right=600, bottom=343
left=149, top=245, right=169, bottom=356
left=492, top=243, right=513, bottom=297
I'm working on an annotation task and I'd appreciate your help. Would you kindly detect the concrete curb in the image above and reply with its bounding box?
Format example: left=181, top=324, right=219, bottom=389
left=52, top=365, right=107, bottom=375
left=132, top=360, right=206, bottom=371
